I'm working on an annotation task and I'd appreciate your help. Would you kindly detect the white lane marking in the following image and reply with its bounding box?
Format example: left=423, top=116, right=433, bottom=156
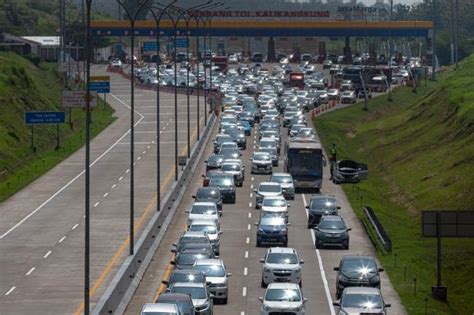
left=26, top=267, right=35, bottom=276
left=249, top=202, right=252, bottom=208
left=59, top=236, right=66, bottom=243
left=152, top=140, right=156, bottom=144
left=43, top=251, right=52, bottom=258
left=251, top=177, right=254, bottom=181
left=142, top=150, right=146, bottom=154
left=147, top=145, right=151, bottom=149
left=302, top=194, right=335, bottom=315
left=250, top=193, right=253, bottom=198
left=248, top=224, right=251, bottom=230
left=125, top=169, right=130, bottom=174
left=253, top=145, right=256, bottom=149
left=250, top=184, right=254, bottom=189
left=163, top=126, right=167, bottom=130
left=0, top=94, right=144, bottom=240
left=248, top=212, right=252, bottom=218
left=160, top=131, right=163, bottom=134
left=242, top=287, right=247, bottom=296
left=245, top=251, right=249, bottom=258
left=72, top=223, right=79, bottom=230
left=111, top=184, right=117, bottom=189
left=119, top=176, right=123, bottom=181
left=133, top=162, right=136, bottom=166
left=103, top=192, right=108, bottom=198
left=241, top=312, right=245, bottom=315
left=137, top=156, right=141, bottom=161
left=94, top=202, right=100, bottom=208
left=244, top=267, right=248, bottom=276
left=4, top=286, right=16, bottom=296
left=246, top=237, right=250, bottom=244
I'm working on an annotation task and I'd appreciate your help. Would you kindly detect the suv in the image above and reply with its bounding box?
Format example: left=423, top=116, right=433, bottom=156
left=251, top=152, right=273, bottom=174
left=141, top=303, right=179, bottom=315
left=156, top=293, right=195, bottom=315
left=193, top=187, right=223, bottom=213
left=172, top=231, right=212, bottom=254
left=162, top=269, right=208, bottom=290
left=254, top=182, right=283, bottom=209
left=193, top=259, right=232, bottom=304
left=221, top=161, right=244, bottom=187
left=259, top=283, right=306, bottom=315
left=256, top=216, right=289, bottom=247
left=333, top=287, right=391, bottom=315
left=185, top=202, right=220, bottom=229
left=306, top=194, right=340, bottom=228
left=260, top=247, right=304, bottom=287
left=270, top=173, right=295, bottom=200
left=334, top=256, right=384, bottom=298
left=208, top=173, right=236, bottom=203
left=204, top=154, right=225, bottom=171
left=169, top=282, right=213, bottom=315
left=314, top=215, right=351, bottom=249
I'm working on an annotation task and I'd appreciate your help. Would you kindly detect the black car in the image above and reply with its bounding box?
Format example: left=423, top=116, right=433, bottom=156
left=156, top=293, right=195, bottom=315
left=255, top=216, right=289, bottom=247
left=162, top=269, right=208, bottom=290
left=208, top=173, right=236, bottom=203
left=218, top=147, right=241, bottom=160
left=226, top=130, right=247, bottom=150
left=314, top=215, right=351, bottom=249
left=334, top=256, right=384, bottom=298
left=193, top=187, right=223, bottom=212
left=306, top=194, right=340, bottom=228
left=213, top=135, right=234, bottom=153
left=204, top=154, right=225, bottom=172
left=172, top=248, right=214, bottom=270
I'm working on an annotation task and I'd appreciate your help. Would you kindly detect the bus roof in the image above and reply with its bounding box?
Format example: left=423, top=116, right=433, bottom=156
left=287, top=137, right=322, bottom=150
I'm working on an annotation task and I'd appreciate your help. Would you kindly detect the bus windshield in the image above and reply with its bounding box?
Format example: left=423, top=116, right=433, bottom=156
left=288, top=149, right=321, bottom=176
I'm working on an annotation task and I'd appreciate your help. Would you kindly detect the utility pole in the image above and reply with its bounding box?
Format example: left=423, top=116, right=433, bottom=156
left=454, top=0, right=459, bottom=69
left=450, top=0, right=455, bottom=64
left=387, top=0, right=393, bottom=102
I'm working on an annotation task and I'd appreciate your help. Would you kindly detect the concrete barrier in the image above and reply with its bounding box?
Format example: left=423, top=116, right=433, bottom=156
left=92, top=114, right=217, bottom=315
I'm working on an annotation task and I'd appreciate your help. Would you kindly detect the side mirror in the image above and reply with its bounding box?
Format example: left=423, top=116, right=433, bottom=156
left=305, top=206, right=309, bottom=209
left=287, top=204, right=291, bottom=208
left=170, top=260, right=176, bottom=265
left=385, top=303, right=392, bottom=308
left=192, top=195, right=196, bottom=199
left=379, top=268, right=385, bottom=272
left=219, top=231, right=223, bottom=235
left=185, top=210, right=190, bottom=213
left=227, top=273, right=232, bottom=277
left=204, top=161, right=208, bottom=164
left=253, top=189, right=258, bottom=193
left=332, top=302, right=340, bottom=307
left=337, top=206, right=341, bottom=209
left=258, top=297, right=264, bottom=303
left=206, top=281, right=212, bottom=285
left=201, top=174, right=206, bottom=178
left=259, top=258, right=265, bottom=263
left=171, top=249, right=177, bottom=253
left=303, top=298, right=308, bottom=303
left=314, top=227, right=319, bottom=231
left=287, top=223, right=291, bottom=226
left=209, top=293, right=216, bottom=299
left=161, top=280, right=169, bottom=285
left=333, top=267, right=340, bottom=271
left=172, top=243, right=177, bottom=247
left=254, top=222, right=259, bottom=226
left=300, top=259, right=305, bottom=264
left=347, top=228, right=352, bottom=232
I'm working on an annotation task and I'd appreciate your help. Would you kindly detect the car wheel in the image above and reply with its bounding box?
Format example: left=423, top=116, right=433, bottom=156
left=222, top=297, right=228, bottom=304
left=256, top=240, right=261, bottom=247
left=343, top=241, right=349, bottom=250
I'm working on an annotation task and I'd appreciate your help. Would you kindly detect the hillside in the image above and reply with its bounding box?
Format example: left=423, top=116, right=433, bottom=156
left=314, top=56, right=474, bottom=314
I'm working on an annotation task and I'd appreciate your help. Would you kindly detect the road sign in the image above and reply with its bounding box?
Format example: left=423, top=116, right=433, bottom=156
left=422, top=210, right=474, bottom=237
left=25, top=112, right=65, bottom=124
left=62, top=90, right=98, bottom=108
left=89, top=81, right=110, bottom=93
left=175, top=38, right=189, bottom=48
left=143, top=41, right=159, bottom=52
left=90, top=75, right=110, bottom=82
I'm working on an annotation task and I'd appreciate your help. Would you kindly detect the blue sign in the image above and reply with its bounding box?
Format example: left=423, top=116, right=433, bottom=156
left=143, top=41, right=159, bottom=52
left=25, top=112, right=65, bottom=124
left=175, top=38, right=189, bottom=48
left=89, top=81, right=111, bottom=93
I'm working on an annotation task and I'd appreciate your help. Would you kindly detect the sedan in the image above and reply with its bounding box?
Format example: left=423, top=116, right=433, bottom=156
left=314, top=215, right=351, bottom=249
left=169, top=282, right=214, bottom=315
left=156, top=293, right=195, bottom=315
left=193, top=259, right=232, bottom=304
left=251, top=152, right=273, bottom=174
left=306, top=194, right=340, bottom=228
left=254, top=182, right=283, bottom=209
left=193, top=187, right=223, bottom=213
left=204, top=154, right=225, bottom=172
left=259, top=283, right=307, bottom=315
left=333, top=287, right=391, bottom=315
left=185, top=202, right=220, bottom=229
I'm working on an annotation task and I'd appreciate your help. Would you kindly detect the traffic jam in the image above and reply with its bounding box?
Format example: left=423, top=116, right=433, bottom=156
left=139, top=53, right=405, bottom=314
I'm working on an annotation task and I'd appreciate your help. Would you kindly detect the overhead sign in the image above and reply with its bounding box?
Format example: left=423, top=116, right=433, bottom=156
left=175, top=38, right=189, bottom=48
left=422, top=210, right=474, bottom=238
left=62, top=90, right=98, bottom=108
left=89, top=81, right=110, bottom=93
left=25, top=112, right=65, bottom=124
left=143, top=41, right=159, bottom=52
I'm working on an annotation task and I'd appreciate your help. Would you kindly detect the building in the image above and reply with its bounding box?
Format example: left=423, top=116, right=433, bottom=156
left=0, top=33, right=41, bottom=56
left=22, top=36, right=60, bottom=61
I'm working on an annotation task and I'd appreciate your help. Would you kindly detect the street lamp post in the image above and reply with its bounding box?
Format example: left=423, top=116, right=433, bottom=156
left=387, top=0, right=393, bottom=102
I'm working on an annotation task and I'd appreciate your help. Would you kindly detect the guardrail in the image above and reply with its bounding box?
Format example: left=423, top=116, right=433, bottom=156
left=93, top=114, right=216, bottom=315
left=362, top=206, right=392, bottom=253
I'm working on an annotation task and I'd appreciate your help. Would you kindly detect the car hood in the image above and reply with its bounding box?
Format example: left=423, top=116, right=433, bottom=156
left=205, top=276, right=227, bottom=284
left=253, top=159, right=272, bottom=164
left=310, top=208, right=336, bottom=215
left=261, top=206, right=288, bottom=213
left=265, top=263, right=300, bottom=270
left=192, top=298, right=209, bottom=308
left=341, top=307, right=384, bottom=314
left=279, top=182, right=293, bottom=189
left=258, top=191, right=282, bottom=197
left=189, top=214, right=218, bottom=221
left=319, top=228, right=346, bottom=234
left=342, top=269, right=378, bottom=279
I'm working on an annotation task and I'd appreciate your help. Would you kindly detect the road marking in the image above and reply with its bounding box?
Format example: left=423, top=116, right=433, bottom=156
left=43, top=251, right=52, bottom=258
left=133, top=162, right=136, bottom=166
left=26, top=267, right=35, bottom=276
left=242, top=286, right=247, bottom=296
left=125, top=169, right=130, bottom=174
left=245, top=251, right=249, bottom=258
left=251, top=177, right=254, bottom=181
left=244, top=267, right=248, bottom=276
left=250, top=193, right=253, bottom=198
left=152, top=254, right=176, bottom=302
left=72, top=223, right=79, bottom=230
left=59, top=236, right=66, bottom=243
left=4, top=286, right=15, bottom=296
left=302, top=194, right=335, bottom=315
left=103, top=192, right=108, bottom=198
left=119, top=176, right=123, bottom=181
left=249, top=202, right=252, bottom=208
left=248, top=224, right=251, bottom=230
left=250, top=184, right=253, bottom=189
left=0, top=94, right=144, bottom=240
left=241, top=312, right=245, bottom=315
left=246, top=237, right=250, bottom=244
left=253, top=145, right=256, bottom=149
left=163, top=126, right=166, bottom=130
left=147, top=145, right=151, bottom=149
left=111, top=184, right=117, bottom=189
left=143, top=150, right=147, bottom=154
left=248, top=212, right=252, bottom=218
left=94, top=202, right=100, bottom=208
left=137, top=156, right=141, bottom=161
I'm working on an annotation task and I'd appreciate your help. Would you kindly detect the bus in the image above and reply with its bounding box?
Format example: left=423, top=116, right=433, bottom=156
left=289, top=72, right=305, bottom=89
left=212, top=56, right=228, bottom=72
left=284, top=137, right=325, bottom=191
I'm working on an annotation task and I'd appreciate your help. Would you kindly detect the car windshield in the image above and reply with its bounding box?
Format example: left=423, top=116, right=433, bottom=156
left=196, top=189, right=219, bottom=199
left=271, top=175, right=292, bottom=183
left=260, top=217, right=286, bottom=226
left=260, top=140, right=275, bottom=147
left=262, top=198, right=286, bottom=207
left=171, top=287, right=207, bottom=299
left=259, top=184, right=281, bottom=193
left=170, top=272, right=205, bottom=284
left=341, top=293, right=384, bottom=309
left=311, top=198, right=336, bottom=210
left=260, top=148, right=276, bottom=155
left=342, top=259, right=378, bottom=274
left=209, top=176, right=233, bottom=187
left=177, top=253, right=209, bottom=265
left=254, top=153, right=270, bottom=161
left=194, top=264, right=226, bottom=277
left=265, top=288, right=301, bottom=302
left=222, top=164, right=240, bottom=172
left=191, top=205, right=217, bottom=215
left=318, top=219, right=346, bottom=230
left=142, top=312, right=175, bottom=315
left=208, top=155, right=224, bottom=163
left=189, top=224, right=217, bottom=234
left=266, top=253, right=298, bottom=264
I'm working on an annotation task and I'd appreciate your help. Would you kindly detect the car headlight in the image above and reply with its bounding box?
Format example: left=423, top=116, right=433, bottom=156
left=263, top=303, right=272, bottom=311
left=339, top=274, right=349, bottom=282
left=263, top=266, right=271, bottom=272
left=370, top=275, right=380, bottom=283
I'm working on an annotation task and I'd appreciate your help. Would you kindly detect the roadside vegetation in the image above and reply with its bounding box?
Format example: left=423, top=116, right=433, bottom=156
left=0, top=52, right=115, bottom=202
left=314, top=55, right=474, bottom=314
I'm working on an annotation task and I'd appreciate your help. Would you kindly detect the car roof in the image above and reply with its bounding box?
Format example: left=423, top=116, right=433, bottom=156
left=272, top=172, right=292, bottom=177
left=311, top=194, right=336, bottom=200
left=259, top=182, right=281, bottom=187
left=343, top=287, right=381, bottom=295
left=267, top=282, right=300, bottom=290
left=182, top=231, right=207, bottom=237
left=268, top=247, right=296, bottom=254
left=192, top=201, right=217, bottom=206
left=172, top=282, right=206, bottom=288
left=157, top=293, right=193, bottom=302
left=193, top=258, right=223, bottom=266
left=320, top=215, right=343, bottom=221
left=341, top=255, right=376, bottom=261
left=263, top=196, right=286, bottom=201
left=190, top=220, right=218, bottom=226
left=142, top=303, right=179, bottom=312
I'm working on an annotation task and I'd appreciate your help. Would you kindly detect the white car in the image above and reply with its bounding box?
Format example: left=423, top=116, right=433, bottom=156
left=188, top=220, right=222, bottom=256
left=193, top=259, right=232, bottom=304
left=270, top=173, right=295, bottom=200
left=141, top=303, right=180, bottom=315
left=185, top=202, right=220, bottom=229
left=228, top=54, right=238, bottom=64
left=259, top=283, right=307, bottom=315
left=334, top=287, right=391, bottom=314
left=261, top=196, right=289, bottom=216
left=327, top=88, right=340, bottom=100
left=110, top=58, right=122, bottom=68
left=254, top=182, right=283, bottom=209
left=260, top=247, right=304, bottom=287
left=340, top=91, right=356, bottom=104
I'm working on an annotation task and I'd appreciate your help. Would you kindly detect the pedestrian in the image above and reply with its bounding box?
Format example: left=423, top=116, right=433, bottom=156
left=329, top=143, right=337, bottom=180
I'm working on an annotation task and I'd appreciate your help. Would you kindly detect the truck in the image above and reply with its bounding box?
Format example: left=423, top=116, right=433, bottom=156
left=288, top=72, right=305, bottom=89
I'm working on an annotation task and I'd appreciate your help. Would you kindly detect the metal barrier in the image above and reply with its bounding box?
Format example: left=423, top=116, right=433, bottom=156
left=93, top=114, right=216, bottom=315
left=362, top=206, right=392, bottom=253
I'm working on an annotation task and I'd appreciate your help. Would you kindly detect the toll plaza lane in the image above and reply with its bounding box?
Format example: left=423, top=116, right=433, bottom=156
left=0, top=64, right=207, bottom=314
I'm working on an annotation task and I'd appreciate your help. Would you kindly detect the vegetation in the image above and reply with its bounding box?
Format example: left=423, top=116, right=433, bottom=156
left=0, top=52, right=115, bottom=201
left=314, top=55, right=474, bottom=314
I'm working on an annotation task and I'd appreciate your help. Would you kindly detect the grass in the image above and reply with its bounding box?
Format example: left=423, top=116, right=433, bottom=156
left=0, top=52, right=116, bottom=202
left=314, top=56, right=474, bottom=315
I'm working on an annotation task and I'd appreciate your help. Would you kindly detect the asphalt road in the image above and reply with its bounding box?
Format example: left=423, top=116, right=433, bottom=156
left=124, top=76, right=406, bottom=314
left=0, top=64, right=208, bottom=314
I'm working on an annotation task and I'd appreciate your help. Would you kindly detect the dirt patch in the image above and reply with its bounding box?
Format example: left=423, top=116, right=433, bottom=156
left=346, top=127, right=357, bottom=139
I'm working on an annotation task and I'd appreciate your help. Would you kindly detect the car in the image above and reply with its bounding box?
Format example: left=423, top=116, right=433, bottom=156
left=110, top=58, right=123, bottom=69
left=288, top=123, right=306, bottom=137
left=258, top=147, right=279, bottom=167
left=226, top=130, right=247, bottom=150
left=357, top=89, right=373, bottom=99
left=218, top=142, right=238, bottom=151
left=259, top=283, right=307, bottom=315
left=251, top=152, right=273, bottom=174
left=204, top=154, right=225, bottom=172
left=189, top=220, right=222, bottom=256
left=172, top=231, right=213, bottom=254
left=334, top=255, right=384, bottom=298
left=162, top=269, right=209, bottom=291
left=239, top=111, right=255, bottom=126
left=193, top=187, right=223, bottom=213
left=208, top=173, right=236, bottom=203
left=140, top=303, right=180, bottom=315
left=332, top=160, right=368, bottom=184
left=193, top=259, right=232, bottom=304
left=173, top=248, right=214, bottom=270
left=327, top=88, right=340, bottom=100
left=256, top=216, right=289, bottom=247
left=260, top=247, right=304, bottom=287
left=305, top=194, right=340, bottom=228
left=314, top=215, right=351, bottom=249
left=295, top=127, right=315, bottom=139
left=340, top=91, right=357, bottom=104
left=156, top=293, right=195, bottom=315
left=254, top=182, right=283, bottom=209
left=186, top=202, right=220, bottom=229
left=169, top=282, right=213, bottom=315
left=270, top=173, right=295, bottom=200
left=213, top=134, right=234, bottom=153
left=218, top=147, right=241, bottom=160
left=333, top=287, right=391, bottom=314
left=221, top=161, right=244, bottom=187
left=261, top=196, right=289, bottom=217
left=323, top=60, right=332, bottom=69
left=241, top=120, right=252, bottom=136
left=228, top=54, right=238, bottom=64
left=259, top=137, right=280, bottom=154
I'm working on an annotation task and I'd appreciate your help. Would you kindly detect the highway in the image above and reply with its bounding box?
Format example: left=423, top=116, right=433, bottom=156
left=0, top=65, right=208, bottom=314
left=125, top=64, right=406, bottom=314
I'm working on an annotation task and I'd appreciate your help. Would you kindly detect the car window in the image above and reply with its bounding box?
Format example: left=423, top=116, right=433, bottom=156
left=266, top=253, right=298, bottom=264
left=191, top=205, right=217, bottom=215
left=262, top=198, right=286, bottom=207
left=342, top=259, right=377, bottom=274
left=318, top=219, right=346, bottom=230
left=194, top=264, right=225, bottom=277
left=311, top=198, right=336, bottom=210
left=341, top=293, right=383, bottom=309
left=259, top=184, right=281, bottom=193
left=265, top=288, right=301, bottom=302
left=271, top=175, right=292, bottom=183
left=171, top=287, right=207, bottom=299
left=189, top=224, right=217, bottom=234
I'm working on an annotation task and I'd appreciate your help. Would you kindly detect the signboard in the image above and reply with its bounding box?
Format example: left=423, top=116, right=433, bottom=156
left=89, top=81, right=110, bottom=93
left=25, top=112, right=65, bottom=124
left=62, top=90, right=98, bottom=108
left=143, top=41, right=159, bottom=52
left=422, top=210, right=474, bottom=237
left=175, top=38, right=189, bottom=48
left=90, top=76, right=110, bottom=81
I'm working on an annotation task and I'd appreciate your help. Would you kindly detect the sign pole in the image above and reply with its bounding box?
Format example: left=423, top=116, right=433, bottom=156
left=56, top=124, right=60, bottom=150
left=436, top=211, right=442, bottom=287
left=31, top=125, right=35, bottom=152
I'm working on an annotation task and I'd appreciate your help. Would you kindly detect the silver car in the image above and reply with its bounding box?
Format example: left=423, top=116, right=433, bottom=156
left=260, top=247, right=304, bottom=287
left=270, top=173, right=295, bottom=200
left=193, top=259, right=232, bottom=304
left=333, top=287, right=391, bottom=314
left=169, top=282, right=213, bottom=315
left=188, top=220, right=222, bottom=256
left=141, top=303, right=180, bottom=315
left=251, top=152, right=273, bottom=174
left=259, top=283, right=306, bottom=315
left=254, top=182, right=283, bottom=209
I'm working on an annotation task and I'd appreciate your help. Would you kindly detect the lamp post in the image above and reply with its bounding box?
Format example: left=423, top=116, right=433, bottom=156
left=387, top=0, right=393, bottom=102
left=116, top=0, right=150, bottom=256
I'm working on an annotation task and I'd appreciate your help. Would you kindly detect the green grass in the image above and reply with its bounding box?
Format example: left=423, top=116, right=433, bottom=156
left=0, top=52, right=116, bottom=201
left=314, top=56, right=474, bottom=315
